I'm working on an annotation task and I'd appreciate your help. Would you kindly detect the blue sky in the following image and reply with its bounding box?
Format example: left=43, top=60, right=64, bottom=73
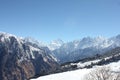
left=0, top=0, right=120, bottom=42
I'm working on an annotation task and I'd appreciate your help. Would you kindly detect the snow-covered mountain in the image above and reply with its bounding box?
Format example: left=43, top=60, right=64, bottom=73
left=52, top=35, right=120, bottom=63
left=48, top=39, right=64, bottom=51
left=1, top=32, right=120, bottom=80
left=18, top=34, right=120, bottom=64
left=2, top=32, right=119, bottom=64
left=0, top=32, right=59, bottom=80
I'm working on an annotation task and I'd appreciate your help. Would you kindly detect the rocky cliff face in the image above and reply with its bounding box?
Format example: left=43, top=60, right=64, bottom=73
left=0, top=32, right=59, bottom=80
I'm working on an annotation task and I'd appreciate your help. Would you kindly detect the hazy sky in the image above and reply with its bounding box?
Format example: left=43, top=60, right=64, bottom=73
left=0, top=0, right=120, bottom=42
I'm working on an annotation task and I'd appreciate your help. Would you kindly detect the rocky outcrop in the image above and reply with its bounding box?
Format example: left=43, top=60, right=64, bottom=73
left=0, top=32, right=59, bottom=80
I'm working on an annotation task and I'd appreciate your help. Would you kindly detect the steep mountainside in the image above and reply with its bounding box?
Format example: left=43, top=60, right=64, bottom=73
left=0, top=32, right=59, bottom=80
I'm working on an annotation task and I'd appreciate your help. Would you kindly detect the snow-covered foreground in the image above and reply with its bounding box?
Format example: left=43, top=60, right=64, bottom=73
left=31, top=61, right=120, bottom=80
left=31, top=68, right=91, bottom=80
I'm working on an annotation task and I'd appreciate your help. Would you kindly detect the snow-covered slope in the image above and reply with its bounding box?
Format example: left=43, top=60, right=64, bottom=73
left=31, top=60, right=120, bottom=80
left=31, top=68, right=91, bottom=80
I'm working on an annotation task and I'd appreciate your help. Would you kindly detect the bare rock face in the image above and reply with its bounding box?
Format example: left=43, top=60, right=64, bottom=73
left=0, top=32, right=59, bottom=80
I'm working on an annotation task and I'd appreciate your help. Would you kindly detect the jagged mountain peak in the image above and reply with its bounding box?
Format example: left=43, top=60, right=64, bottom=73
left=0, top=32, right=18, bottom=39
left=0, top=31, right=15, bottom=36
left=48, top=39, right=64, bottom=51
left=24, top=37, right=46, bottom=47
left=0, top=32, right=24, bottom=47
left=0, top=32, right=59, bottom=80
left=50, top=39, right=64, bottom=45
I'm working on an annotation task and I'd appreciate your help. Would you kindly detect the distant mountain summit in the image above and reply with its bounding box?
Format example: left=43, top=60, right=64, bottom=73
left=0, top=32, right=59, bottom=80
left=48, top=39, right=64, bottom=51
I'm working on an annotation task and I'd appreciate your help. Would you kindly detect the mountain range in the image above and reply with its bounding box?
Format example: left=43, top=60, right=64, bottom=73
left=1, top=32, right=120, bottom=80
left=52, top=35, right=120, bottom=63
left=24, top=34, right=120, bottom=63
